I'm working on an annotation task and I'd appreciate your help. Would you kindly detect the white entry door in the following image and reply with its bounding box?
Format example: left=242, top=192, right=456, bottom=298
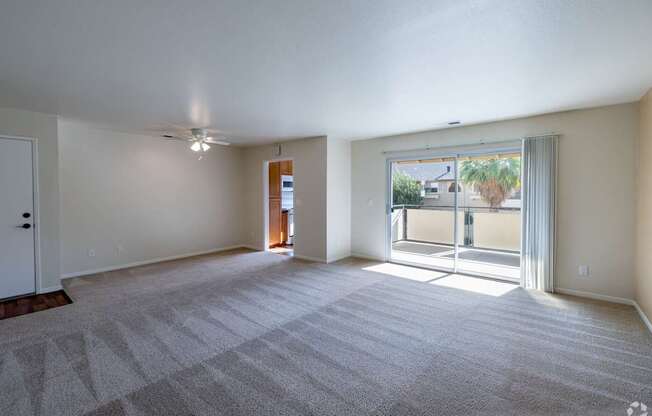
left=0, top=137, right=36, bottom=299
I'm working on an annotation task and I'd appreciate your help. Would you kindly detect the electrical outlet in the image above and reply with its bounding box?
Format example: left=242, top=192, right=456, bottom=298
left=88, top=249, right=96, bottom=257
left=578, top=265, right=590, bottom=278
left=116, top=244, right=125, bottom=255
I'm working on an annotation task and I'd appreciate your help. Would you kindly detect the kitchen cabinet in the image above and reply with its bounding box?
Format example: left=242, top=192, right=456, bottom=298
left=280, top=160, right=292, bottom=175
left=268, top=161, right=281, bottom=199
left=269, top=198, right=281, bottom=246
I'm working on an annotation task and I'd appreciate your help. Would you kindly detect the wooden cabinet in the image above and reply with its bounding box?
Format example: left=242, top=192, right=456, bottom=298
left=269, top=161, right=281, bottom=199
left=280, top=160, right=293, bottom=175
left=269, top=198, right=281, bottom=246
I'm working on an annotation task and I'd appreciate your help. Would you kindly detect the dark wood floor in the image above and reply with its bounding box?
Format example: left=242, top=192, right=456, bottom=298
left=0, top=290, right=72, bottom=320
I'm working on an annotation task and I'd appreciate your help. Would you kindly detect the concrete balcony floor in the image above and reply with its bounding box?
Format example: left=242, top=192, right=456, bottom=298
left=391, top=240, right=520, bottom=281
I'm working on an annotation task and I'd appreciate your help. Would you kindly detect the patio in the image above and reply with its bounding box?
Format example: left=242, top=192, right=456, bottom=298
left=391, top=240, right=521, bottom=281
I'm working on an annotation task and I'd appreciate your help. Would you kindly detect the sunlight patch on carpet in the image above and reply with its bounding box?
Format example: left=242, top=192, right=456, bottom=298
left=431, top=274, right=517, bottom=297
left=363, top=263, right=449, bottom=282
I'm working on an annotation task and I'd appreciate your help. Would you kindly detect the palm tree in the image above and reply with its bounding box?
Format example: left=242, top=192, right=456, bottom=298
left=459, top=157, right=520, bottom=208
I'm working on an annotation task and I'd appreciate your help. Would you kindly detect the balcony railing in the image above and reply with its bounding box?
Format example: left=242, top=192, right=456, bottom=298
left=391, top=205, right=520, bottom=253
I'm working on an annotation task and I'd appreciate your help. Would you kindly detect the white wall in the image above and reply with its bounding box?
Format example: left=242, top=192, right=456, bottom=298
left=352, top=104, right=638, bottom=300
left=242, top=137, right=328, bottom=262
left=0, top=107, right=61, bottom=290
left=326, top=139, right=351, bottom=262
left=636, top=89, right=652, bottom=319
left=58, top=120, right=245, bottom=276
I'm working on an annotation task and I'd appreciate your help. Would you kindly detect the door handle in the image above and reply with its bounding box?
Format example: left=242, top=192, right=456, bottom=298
left=16, top=223, right=31, bottom=229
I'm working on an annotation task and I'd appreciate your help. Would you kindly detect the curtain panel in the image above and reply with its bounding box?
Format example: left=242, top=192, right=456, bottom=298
left=520, top=135, right=558, bottom=292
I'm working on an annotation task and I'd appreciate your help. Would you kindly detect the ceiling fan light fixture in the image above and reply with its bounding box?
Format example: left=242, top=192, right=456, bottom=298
left=161, top=128, right=228, bottom=152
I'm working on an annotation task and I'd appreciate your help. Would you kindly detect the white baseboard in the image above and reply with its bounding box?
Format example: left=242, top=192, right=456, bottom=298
left=555, top=287, right=652, bottom=335
left=554, top=287, right=633, bottom=305
left=293, top=254, right=327, bottom=263
left=242, top=245, right=263, bottom=251
left=38, top=285, right=62, bottom=294
left=633, top=301, right=652, bottom=335
left=60, top=245, right=246, bottom=279
left=350, top=252, right=385, bottom=262
left=326, top=253, right=352, bottom=263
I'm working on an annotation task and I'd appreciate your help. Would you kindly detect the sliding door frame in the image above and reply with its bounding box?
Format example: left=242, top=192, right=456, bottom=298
left=385, top=144, right=522, bottom=280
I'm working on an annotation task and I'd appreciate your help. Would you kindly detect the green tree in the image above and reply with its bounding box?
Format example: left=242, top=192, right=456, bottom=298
left=393, top=170, right=422, bottom=206
left=459, top=157, right=520, bottom=208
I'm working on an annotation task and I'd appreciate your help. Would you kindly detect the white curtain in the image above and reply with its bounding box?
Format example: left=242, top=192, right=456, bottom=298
left=520, top=135, right=558, bottom=292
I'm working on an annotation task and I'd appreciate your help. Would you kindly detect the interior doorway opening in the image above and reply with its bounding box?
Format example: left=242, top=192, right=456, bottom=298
left=266, top=160, right=294, bottom=257
left=389, top=149, right=521, bottom=281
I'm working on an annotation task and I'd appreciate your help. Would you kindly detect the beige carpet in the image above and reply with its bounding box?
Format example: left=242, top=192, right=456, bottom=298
left=1, top=249, right=650, bottom=415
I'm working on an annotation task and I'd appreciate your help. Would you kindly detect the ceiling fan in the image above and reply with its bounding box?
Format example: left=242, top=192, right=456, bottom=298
left=162, top=128, right=230, bottom=152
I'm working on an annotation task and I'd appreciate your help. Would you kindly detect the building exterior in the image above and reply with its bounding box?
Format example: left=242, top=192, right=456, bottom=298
left=393, top=161, right=521, bottom=209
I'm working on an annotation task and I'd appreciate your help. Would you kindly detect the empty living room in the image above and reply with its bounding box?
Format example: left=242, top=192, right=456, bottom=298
left=2, top=1, right=652, bottom=415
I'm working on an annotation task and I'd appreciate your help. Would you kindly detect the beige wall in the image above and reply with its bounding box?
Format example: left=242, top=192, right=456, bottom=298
left=58, top=120, right=245, bottom=276
left=0, top=107, right=60, bottom=290
left=404, top=209, right=462, bottom=245
left=326, top=139, right=352, bottom=262
left=1, top=102, right=643, bottom=307
left=392, top=209, right=519, bottom=251
left=352, top=104, right=638, bottom=300
left=636, top=89, right=652, bottom=318
left=474, top=212, right=520, bottom=252
left=242, top=137, right=328, bottom=262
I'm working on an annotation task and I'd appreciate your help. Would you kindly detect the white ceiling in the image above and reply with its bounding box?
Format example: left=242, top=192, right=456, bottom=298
left=1, top=0, right=651, bottom=145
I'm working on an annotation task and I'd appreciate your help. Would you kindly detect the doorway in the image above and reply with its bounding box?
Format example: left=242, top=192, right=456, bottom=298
left=388, top=149, right=521, bottom=281
left=267, top=160, right=294, bottom=256
left=0, top=136, right=37, bottom=299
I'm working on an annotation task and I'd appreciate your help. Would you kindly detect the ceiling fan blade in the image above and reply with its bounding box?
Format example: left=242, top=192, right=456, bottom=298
left=161, top=134, right=192, bottom=142
left=205, top=138, right=230, bottom=146
left=204, top=127, right=229, bottom=135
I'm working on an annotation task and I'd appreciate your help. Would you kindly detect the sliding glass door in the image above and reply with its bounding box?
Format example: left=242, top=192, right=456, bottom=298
left=390, top=157, right=459, bottom=272
left=388, top=149, right=521, bottom=281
